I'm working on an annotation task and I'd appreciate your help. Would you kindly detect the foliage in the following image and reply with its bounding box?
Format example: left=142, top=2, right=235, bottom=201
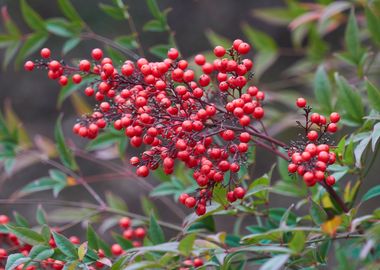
left=0, top=0, right=380, bottom=269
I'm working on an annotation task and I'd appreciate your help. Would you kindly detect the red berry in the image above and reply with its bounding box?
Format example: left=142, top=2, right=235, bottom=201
left=40, top=48, right=51, bottom=58
left=119, top=217, right=131, bottom=229
left=24, top=61, right=34, bottom=71
left=327, top=123, right=337, bottom=133
left=326, top=175, right=336, bottom=186
left=330, top=112, right=340, bottom=123
left=72, top=74, right=82, bottom=84
left=134, top=227, right=146, bottom=239
left=111, top=244, right=123, bottom=255
left=79, top=59, right=91, bottom=71
left=194, top=54, right=206, bottom=65
left=179, top=193, right=189, bottom=204
left=91, top=48, right=103, bottom=60
left=196, top=204, right=206, bottom=216
left=214, top=46, right=226, bottom=57
left=136, top=166, right=149, bottom=177
left=310, top=113, right=320, bottom=124
left=227, top=191, right=236, bottom=202
left=303, top=172, right=316, bottom=186
left=237, top=42, right=250, bottom=54
left=296, top=97, right=306, bottom=108
left=233, top=187, right=246, bottom=199
left=253, top=107, right=264, bottom=119
left=288, top=163, right=297, bottom=173
left=0, top=215, right=9, bottom=224
left=233, top=39, right=243, bottom=50
left=167, top=48, right=179, bottom=60
left=185, top=197, right=196, bottom=208
left=307, top=130, right=318, bottom=141
left=193, top=258, right=204, bottom=267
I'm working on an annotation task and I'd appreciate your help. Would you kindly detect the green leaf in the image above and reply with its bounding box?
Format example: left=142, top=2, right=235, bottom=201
left=36, top=205, right=47, bottom=225
left=314, top=65, right=333, bottom=113
left=57, top=0, right=83, bottom=24
left=149, top=44, right=170, bottom=59
left=115, top=35, right=138, bottom=50
left=241, top=23, right=277, bottom=51
left=45, top=19, right=75, bottom=37
left=150, top=181, right=179, bottom=197
left=362, top=185, right=380, bottom=202
left=289, top=231, right=306, bottom=253
left=354, top=136, right=371, bottom=168
left=20, top=0, right=46, bottom=31
left=87, top=224, right=99, bottom=250
left=366, top=79, right=380, bottom=112
left=105, top=191, right=128, bottom=211
left=77, top=242, right=87, bottom=261
left=148, top=213, right=165, bottom=244
left=20, top=177, right=66, bottom=196
left=13, top=212, right=30, bottom=227
left=140, top=196, right=158, bottom=218
left=52, top=231, right=78, bottom=258
left=14, top=32, right=48, bottom=67
left=99, top=4, right=125, bottom=20
left=6, top=225, right=45, bottom=245
left=372, top=122, right=380, bottom=151
left=62, top=37, right=81, bottom=55
left=57, top=76, right=93, bottom=106
left=54, top=115, right=78, bottom=171
left=205, top=30, right=231, bottom=48
left=112, top=233, right=133, bottom=250
left=5, top=253, right=29, bottom=270
left=365, top=7, right=380, bottom=45
left=252, top=8, right=294, bottom=26
left=26, top=245, right=54, bottom=266
left=259, top=254, right=290, bottom=270
left=345, top=9, right=362, bottom=63
left=335, top=73, right=365, bottom=125
left=143, top=20, right=166, bottom=32
left=178, top=234, right=196, bottom=257
left=3, top=41, right=21, bottom=69
left=318, top=1, right=351, bottom=34
left=145, top=0, right=163, bottom=20
left=310, top=199, right=328, bottom=225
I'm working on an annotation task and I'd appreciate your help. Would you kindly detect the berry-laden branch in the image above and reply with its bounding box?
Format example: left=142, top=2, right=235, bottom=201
left=24, top=40, right=347, bottom=215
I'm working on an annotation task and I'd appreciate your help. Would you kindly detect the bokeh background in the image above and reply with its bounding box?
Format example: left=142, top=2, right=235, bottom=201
left=0, top=0, right=379, bottom=264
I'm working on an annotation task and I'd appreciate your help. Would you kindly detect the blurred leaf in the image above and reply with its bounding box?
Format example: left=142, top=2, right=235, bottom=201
left=345, top=9, right=363, bottom=64
left=145, top=0, right=163, bottom=20
left=205, top=29, right=231, bottom=48
left=178, top=234, right=196, bottom=256
left=57, top=76, right=93, bottom=107
left=26, top=245, right=54, bottom=267
left=252, top=8, right=294, bottom=25
left=112, top=233, right=133, bottom=250
left=148, top=213, right=165, bottom=244
left=5, top=253, right=29, bottom=270
left=314, top=65, right=333, bottom=114
left=365, top=6, right=380, bottom=45
left=20, top=177, right=66, bottom=196
left=212, top=184, right=228, bottom=206
left=36, top=205, right=47, bottom=225
left=259, top=254, right=290, bottom=270
left=14, top=32, right=48, bottom=67
left=310, top=199, right=328, bottom=225
left=13, top=212, right=29, bottom=227
left=99, top=3, right=125, bottom=20
left=6, top=225, right=45, bottom=245
left=52, top=231, right=78, bottom=258
left=70, top=92, right=92, bottom=115
left=105, top=191, right=128, bottom=212
left=289, top=231, right=306, bottom=253
left=149, top=44, right=170, bottom=59
left=354, top=136, right=371, bottom=168
left=3, top=41, right=21, bottom=69
left=150, top=181, right=181, bottom=197
left=141, top=196, right=158, bottom=218
left=87, top=224, right=99, bottom=250
left=62, top=37, right=81, bottom=55
left=318, top=1, right=351, bottom=34
left=20, top=0, right=46, bottom=31
left=54, top=115, right=78, bottom=171
left=143, top=20, right=166, bottom=32
left=366, top=79, right=380, bottom=112
left=3, top=7, right=22, bottom=37
left=335, top=73, right=365, bottom=125
left=362, top=185, right=380, bottom=202
left=115, top=35, right=138, bottom=50
left=289, top=11, right=320, bottom=30
left=372, top=122, right=380, bottom=151
left=45, top=19, right=75, bottom=37
left=57, top=0, right=83, bottom=24
left=4, top=101, right=31, bottom=147
left=321, top=216, right=342, bottom=236
left=248, top=174, right=270, bottom=202
left=77, top=242, right=87, bottom=261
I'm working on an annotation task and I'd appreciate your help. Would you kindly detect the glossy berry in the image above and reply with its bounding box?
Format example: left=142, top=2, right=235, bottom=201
left=307, top=131, right=318, bottom=141
left=40, top=48, right=51, bottom=58
left=296, top=97, right=306, bottom=108
left=330, top=112, right=340, bottom=123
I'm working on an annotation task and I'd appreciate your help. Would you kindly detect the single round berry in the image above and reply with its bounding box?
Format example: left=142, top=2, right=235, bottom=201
left=307, top=130, right=318, bottom=141
left=185, top=197, right=196, bottom=208
left=136, top=166, right=149, bottom=177
left=91, top=48, right=103, bottom=60
left=24, top=61, right=34, bottom=71
left=214, top=46, right=226, bottom=57
left=237, top=42, right=250, bottom=54
left=40, top=48, right=51, bottom=58
left=326, top=175, right=336, bottom=186
left=330, top=112, right=340, bottom=123
left=296, top=97, right=306, bottom=108
left=167, top=48, right=179, bottom=60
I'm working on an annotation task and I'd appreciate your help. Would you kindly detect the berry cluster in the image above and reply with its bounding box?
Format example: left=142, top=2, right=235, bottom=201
left=179, top=258, right=204, bottom=270
left=287, top=98, right=340, bottom=187
left=25, top=40, right=273, bottom=215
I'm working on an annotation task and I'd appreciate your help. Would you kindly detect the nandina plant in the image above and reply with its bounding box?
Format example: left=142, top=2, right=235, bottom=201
left=1, top=1, right=380, bottom=269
